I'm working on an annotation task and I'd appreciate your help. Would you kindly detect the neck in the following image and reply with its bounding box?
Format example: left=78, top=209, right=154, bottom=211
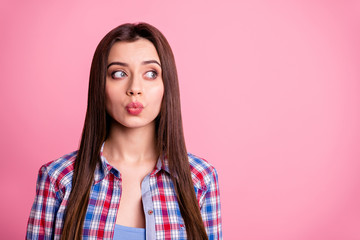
left=103, top=119, right=158, bottom=166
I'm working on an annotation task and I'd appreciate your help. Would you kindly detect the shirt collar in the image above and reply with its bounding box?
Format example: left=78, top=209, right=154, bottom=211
left=94, top=141, right=170, bottom=184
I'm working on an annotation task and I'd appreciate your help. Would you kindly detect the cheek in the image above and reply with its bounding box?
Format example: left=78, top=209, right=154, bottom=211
left=152, top=84, right=164, bottom=106
left=105, top=86, right=122, bottom=111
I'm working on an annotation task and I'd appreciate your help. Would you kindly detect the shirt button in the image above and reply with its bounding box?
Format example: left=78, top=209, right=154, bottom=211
left=148, top=210, right=153, bottom=215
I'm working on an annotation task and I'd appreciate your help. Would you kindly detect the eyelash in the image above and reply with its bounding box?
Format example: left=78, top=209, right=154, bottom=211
left=144, top=70, right=158, bottom=80
left=110, top=70, right=159, bottom=80
left=111, top=70, right=127, bottom=79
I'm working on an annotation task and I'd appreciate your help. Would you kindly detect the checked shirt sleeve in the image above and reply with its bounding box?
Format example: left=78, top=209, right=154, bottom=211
left=200, top=168, right=223, bottom=240
left=26, top=165, right=60, bottom=240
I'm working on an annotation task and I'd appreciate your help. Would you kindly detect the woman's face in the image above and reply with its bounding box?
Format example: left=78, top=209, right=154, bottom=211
left=105, top=38, right=164, bottom=129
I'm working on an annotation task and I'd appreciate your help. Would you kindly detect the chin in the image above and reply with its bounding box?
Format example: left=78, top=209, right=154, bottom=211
left=116, top=120, right=156, bottom=129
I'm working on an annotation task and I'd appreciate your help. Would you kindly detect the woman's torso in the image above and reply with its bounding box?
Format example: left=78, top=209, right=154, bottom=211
left=26, top=143, right=219, bottom=240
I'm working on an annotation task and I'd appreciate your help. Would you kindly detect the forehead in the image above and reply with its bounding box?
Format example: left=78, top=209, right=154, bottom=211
left=107, top=38, right=160, bottom=64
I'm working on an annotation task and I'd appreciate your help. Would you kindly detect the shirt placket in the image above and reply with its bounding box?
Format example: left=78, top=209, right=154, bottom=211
left=141, top=173, right=156, bottom=240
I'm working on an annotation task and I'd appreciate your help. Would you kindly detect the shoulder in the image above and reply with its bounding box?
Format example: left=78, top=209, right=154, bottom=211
left=38, top=150, right=78, bottom=190
left=187, top=152, right=218, bottom=191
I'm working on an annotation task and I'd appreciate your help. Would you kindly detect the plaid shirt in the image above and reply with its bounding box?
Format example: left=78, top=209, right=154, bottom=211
left=26, top=142, right=222, bottom=240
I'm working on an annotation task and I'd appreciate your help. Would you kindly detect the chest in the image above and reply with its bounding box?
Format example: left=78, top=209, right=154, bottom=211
left=115, top=172, right=146, bottom=227
left=68, top=173, right=205, bottom=239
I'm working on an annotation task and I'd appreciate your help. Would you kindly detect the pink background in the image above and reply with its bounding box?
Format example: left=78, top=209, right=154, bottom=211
left=1, top=1, right=360, bottom=239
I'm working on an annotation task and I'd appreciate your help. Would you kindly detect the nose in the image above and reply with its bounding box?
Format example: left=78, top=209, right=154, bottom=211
left=126, top=76, right=143, bottom=96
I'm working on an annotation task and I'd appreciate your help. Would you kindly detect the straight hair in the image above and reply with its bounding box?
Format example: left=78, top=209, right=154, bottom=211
left=60, top=23, right=208, bottom=240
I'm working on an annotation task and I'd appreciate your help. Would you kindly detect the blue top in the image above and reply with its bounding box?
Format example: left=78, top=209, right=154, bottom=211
left=113, top=224, right=146, bottom=240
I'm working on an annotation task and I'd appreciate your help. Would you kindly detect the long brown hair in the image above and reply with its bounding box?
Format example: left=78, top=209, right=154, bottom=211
left=61, top=23, right=208, bottom=240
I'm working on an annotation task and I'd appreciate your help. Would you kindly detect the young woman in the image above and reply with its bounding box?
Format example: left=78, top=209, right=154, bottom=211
left=26, top=22, right=222, bottom=240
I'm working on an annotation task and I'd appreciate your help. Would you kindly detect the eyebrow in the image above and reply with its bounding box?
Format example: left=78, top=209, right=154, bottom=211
left=107, top=60, right=161, bottom=69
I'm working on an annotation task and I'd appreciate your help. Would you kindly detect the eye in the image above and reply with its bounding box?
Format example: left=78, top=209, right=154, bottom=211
left=111, top=70, right=127, bottom=79
left=144, top=70, right=158, bottom=80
